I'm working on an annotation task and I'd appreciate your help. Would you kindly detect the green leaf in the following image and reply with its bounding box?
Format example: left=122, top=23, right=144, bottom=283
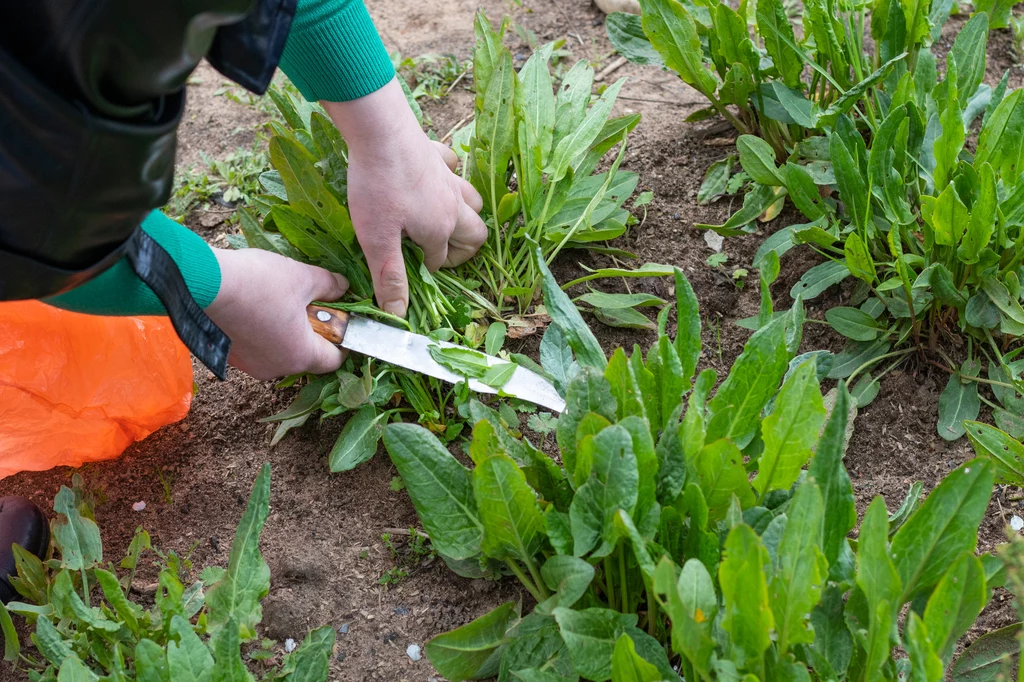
left=818, top=54, right=907, bottom=127
left=770, top=481, right=827, bottom=653
left=790, top=260, right=851, bottom=300
left=674, top=268, right=701, bottom=390
left=269, top=136, right=355, bottom=249
left=569, top=425, right=640, bottom=557
left=476, top=48, right=517, bottom=200
left=281, top=626, right=335, bottom=682
left=578, top=291, right=666, bottom=309
left=167, top=615, right=214, bottom=681
left=737, top=135, right=783, bottom=186
left=964, top=421, right=1024, bottom=485
left=52, top=570, right=119, bottom=632
left=474, top=450, right=545, bottom=564
left=753, top=361, right=827, bottom=497
left=210, top=617, right=253, bottom=682
left=611, top=634, right=662, bottom=682
left=637, top=0, right=718, bottom=96
left=937, top=368, right=980, bottom=441
left=51, top=486, right=102, bottom=571
left=269, top=205, right=351, bottom=276
left=606, top=12, right=664, bottom=67
left=933, top=59, right=965, bottom=193
left=329, top=404, right=386, bottom=472
left=57, top=656, right=98, bottom=682
left=429, top=345, right=491, bottom=379
left=720, top=524, right=773, bottom=670
left=384, top=423, right=483, bottom=560
left=755, top=0, right=802, bottom=87
left=482, top=362, right=518, bottom=389
left=695, top=439, right=755, bottom=519
left=556, top=369, right=617, bottom=486
left=538, top=555, right=595, bottom=614
left=844, top=232, right=875, bottom=284
left=0, top=602, right=18, bottom=663
left=905, top=613, right=944, bottom=682
left=951, top=623, right=1021, bottom=681
left=809, top=384, right=857, bottom=568
left=533, top=241, right=606, bottom=370
left=547, top=78, right=625, bottom=182
left=958, top=162, right=997, bottom=264
left=553, top=607, right=638, bottom=681
left=825, top=307, right=881, bottom=341
left=260, top=374, right=337, bottom=423
left=923, top=552, right=987, bottom=664
left=827, top=338, right=891, bottom=379
left=698, top=156, right=734, bottom=205
left=517, top=46, right=556, bottom=168
left=830, top=128, right=870, bottom=232
left=426, top=602, right=518, bottom=682
left=890, top=457, right=994, bottom=603
left=781, top=163, right=829, bottom=220
left=135, top=639, right=170, bottom=682
left=696, top=184, right=784, bottom=235
left=485, top=322, right=508, bottom=356
left=947, top=13, right=990, bottom=111
left=706, top=314, right=790, bottom=449
left=856, top=498, right=901, bottom=672
left=593, top=307, right=656, bottom=330
left=976, top=89, right=1024, bottom=181
left=205, top=463, right=271, bottom=641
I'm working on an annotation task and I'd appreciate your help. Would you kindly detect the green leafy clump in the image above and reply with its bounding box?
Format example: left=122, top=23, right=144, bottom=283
left=237, top=13, right=674, bottom=459
left=0, top=467, right=334, bottom=681
left=607, top=0, right=947, bottom=154
left=709, top=13, right=1024, bottom=441
left=382, top=255, right=1002, bottom=681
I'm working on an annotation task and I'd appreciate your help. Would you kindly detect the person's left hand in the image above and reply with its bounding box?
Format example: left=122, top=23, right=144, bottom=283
left=323, top=78, right=487, bottom=319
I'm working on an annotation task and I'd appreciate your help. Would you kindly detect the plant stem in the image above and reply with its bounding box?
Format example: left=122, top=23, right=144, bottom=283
left=647, top=585, right=658, bottom=637
left=846, top=348, right=916, bottom=385
left=81, top=568, right=90, bottom=603
left=523, top=554, right=550, bottom=601
left=603, top=556, right=617, bottom=611
left=505, top=559, right=545, bottom=603
left=618, top=548, right=628, bottom=615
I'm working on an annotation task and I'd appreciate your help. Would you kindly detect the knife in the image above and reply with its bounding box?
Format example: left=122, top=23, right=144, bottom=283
left=306, top=305, right=566, bottom=413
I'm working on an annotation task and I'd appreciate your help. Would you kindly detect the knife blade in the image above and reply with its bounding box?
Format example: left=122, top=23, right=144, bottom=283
left=306, top=305, right=565, bottom=413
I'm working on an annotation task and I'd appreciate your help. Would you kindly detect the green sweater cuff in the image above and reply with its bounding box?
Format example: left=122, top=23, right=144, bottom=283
left=45, top=211, right=221, bottom=316
left=278, top=0, right=396, bottom=102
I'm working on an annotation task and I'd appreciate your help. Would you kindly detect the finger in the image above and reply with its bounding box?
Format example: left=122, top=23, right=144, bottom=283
left=362, top=232, right=410, bottom=318
left=303, top=329, right=347, bottom=375
left=306, top=266, right=349, bottom=302
left=457, top=176, right=484, bottom=213
left=432, top=141, right=459, bottom=172
left=445, top=199, right=489, bottom=267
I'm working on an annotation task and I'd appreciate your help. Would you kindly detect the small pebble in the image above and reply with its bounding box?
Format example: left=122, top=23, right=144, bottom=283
left=393, top=606, right=410, bottom=616
left=407, top=644, right=422, bottom=662
left=284, top=638, right=297, bottom=653
left=339, top=623, right=349, bottom=634
left=1011, top=515, right=1024, bottom=532
left=132, top=501, right=146, bottom=512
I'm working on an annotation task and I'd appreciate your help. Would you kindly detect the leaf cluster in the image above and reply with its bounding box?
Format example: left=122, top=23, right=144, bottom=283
left=0, top=467, right=334, bottom=682
left=383, top=252, right=1002, bottom=681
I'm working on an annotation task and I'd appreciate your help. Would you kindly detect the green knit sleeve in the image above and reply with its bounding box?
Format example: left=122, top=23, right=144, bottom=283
left=44, top=211, right=221, bottom=316
left=277, top=0, right=395, bottom=102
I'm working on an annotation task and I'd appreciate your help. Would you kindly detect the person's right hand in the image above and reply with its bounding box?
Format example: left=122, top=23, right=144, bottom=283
left=204, top=247, right=349, bottom=380
left=323, top=78, right=487, bottom=318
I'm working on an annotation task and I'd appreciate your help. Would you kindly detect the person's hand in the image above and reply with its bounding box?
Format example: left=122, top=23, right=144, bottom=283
left=204, top=248, right=348, bottom=380
left=323, top=78, right=487, bottom=318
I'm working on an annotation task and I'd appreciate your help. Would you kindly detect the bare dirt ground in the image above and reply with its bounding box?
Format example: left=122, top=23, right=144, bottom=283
left=2, top=2, right=1024, bottom=680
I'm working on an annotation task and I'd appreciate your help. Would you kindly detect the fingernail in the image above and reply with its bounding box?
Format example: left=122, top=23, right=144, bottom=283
left=383, top=299, right=407, bottom=318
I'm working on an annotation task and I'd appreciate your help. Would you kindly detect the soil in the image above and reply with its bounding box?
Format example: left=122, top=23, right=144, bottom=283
left=3, top=1, right=1024, bottom=680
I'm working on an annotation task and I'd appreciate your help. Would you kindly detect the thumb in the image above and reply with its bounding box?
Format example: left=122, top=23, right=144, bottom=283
left=363, top=232, right=409, bottom=318
left=306, top=266, right=349, bottom=302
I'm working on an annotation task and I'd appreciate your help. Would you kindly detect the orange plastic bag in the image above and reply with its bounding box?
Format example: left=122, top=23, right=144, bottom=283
left=0, top=301, right=194, bottom=479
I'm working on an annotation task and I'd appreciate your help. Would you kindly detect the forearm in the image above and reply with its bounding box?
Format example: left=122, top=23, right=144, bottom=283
left=45, top=212, right=221, bottom=316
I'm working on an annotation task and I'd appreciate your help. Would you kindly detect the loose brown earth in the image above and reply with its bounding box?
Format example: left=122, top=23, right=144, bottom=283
left=3, top=2, right=1024, bottom=680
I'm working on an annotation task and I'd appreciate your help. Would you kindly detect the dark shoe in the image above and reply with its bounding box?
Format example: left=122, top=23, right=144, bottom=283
left=0, top=497, right=49, bottom=604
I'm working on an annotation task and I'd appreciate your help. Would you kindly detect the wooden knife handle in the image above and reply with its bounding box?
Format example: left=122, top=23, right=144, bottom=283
left=306, top=305, right=350, bottom=345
